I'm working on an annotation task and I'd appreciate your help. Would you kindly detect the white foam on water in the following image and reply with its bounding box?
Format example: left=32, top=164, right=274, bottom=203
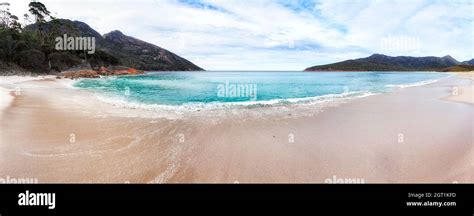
left=72, top=73, right=450, bottom=119
left=56, top=78, right=80, bottom=89
left=93, top=90, right=378, bottom=116
left=0, top=75, right=46, bottom=85
left=385, top=75, right=452, bottom=89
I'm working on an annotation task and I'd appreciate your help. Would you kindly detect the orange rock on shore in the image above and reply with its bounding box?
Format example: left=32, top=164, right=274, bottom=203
left=62, top=67, right=144, bottom=79
left=127, top=68, right=143, bottom=74
left=110, top=68, right=144, bottom=75
left=63, top=70, right=100, bottom=79
left=97, top=66, right=110, bottom=75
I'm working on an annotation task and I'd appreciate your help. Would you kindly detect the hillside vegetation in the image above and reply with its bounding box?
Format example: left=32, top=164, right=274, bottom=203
left=0, top=1, right=202, bottom=75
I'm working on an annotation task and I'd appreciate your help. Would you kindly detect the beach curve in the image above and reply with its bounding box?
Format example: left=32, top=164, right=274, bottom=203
left=0, top=73, right=472, bottom=183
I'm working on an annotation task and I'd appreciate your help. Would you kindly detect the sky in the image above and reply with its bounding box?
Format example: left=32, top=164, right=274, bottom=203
left=8, top=0, right=474, bottom=70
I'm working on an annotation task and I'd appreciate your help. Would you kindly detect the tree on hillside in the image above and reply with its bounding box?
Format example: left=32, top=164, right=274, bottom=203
left=0, top=2, right=22, bottom=62
left=0, top=2, right=11, bottom=28
left=27, top=1, right=54, bottom=44
left=0, top=2, right=20, bottom=31
left=28, top=1, right=52, bottom=24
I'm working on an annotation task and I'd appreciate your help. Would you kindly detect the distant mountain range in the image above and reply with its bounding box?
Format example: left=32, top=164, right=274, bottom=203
left=24, top=19, right=203, bottom=72
left=305, top=54, right=474, bottom=72
left=462, top=59, right=474, bottom=65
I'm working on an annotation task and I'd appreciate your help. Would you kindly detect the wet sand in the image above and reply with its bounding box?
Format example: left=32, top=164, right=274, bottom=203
left=443, top=72, right=474, bottom=105
left=0, top=73, right=473, bottom=183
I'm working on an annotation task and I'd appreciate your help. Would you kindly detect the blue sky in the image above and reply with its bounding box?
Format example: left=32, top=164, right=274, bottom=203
left=11, top=0, right=474, bottom=70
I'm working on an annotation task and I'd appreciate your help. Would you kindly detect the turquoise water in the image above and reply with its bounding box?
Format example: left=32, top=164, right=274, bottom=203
left=74, top=71, right=450, bottom=107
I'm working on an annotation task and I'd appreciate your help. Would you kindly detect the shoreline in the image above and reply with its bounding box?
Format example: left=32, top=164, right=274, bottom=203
left=0, top=87, right=13, bottom=115
left=60, top=72, right=452, bottom=116
left=0, top=73, right=472, bottom=183
left=442, top=72, right=474, bottom=104
left=0, top=75, right=54, bottom=117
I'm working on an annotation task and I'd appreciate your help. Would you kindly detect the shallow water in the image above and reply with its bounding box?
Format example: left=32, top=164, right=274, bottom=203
left=74, top=71, right=450, bottom=109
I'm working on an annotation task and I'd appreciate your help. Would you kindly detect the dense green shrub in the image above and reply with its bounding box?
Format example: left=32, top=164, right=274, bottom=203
left=48, top=51, right=82, bottom=72
left=13, top=49, right=47, bottom=72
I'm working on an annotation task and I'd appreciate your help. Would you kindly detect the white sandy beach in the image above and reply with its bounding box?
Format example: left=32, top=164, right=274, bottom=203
left=0, top=87, right=13, bottom=114
left=0, top=73, right=473, bottom=183
left=0, top=76, right=50, bottom=118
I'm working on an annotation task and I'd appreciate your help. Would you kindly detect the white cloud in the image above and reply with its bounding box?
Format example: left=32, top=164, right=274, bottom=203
left=8, top=0, right=474, bottom=70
